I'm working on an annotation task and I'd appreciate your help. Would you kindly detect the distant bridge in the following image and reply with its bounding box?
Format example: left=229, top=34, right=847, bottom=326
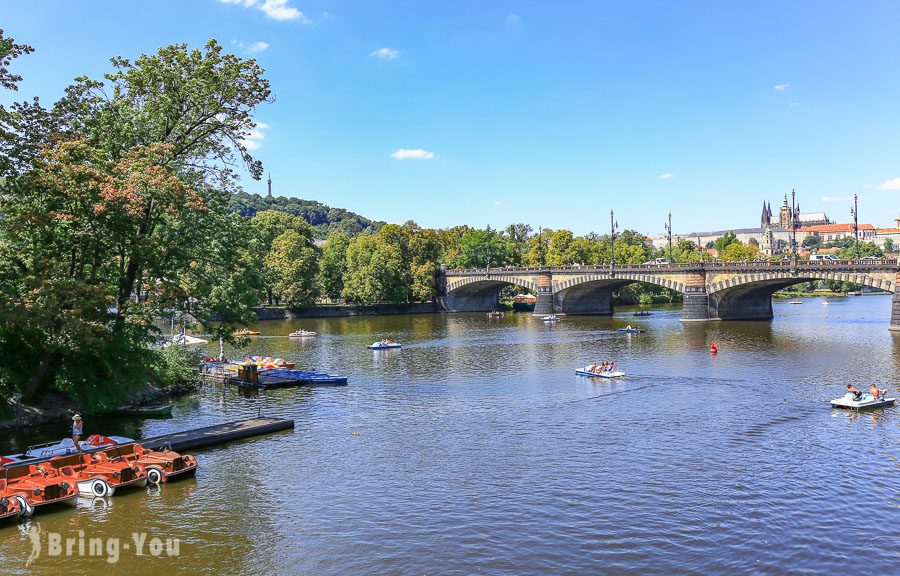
left=437, top=259, right=900, bottom=330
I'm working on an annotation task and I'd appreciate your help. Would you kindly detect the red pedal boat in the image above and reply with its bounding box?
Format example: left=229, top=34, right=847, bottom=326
left=2, top=461, right=78, bottom=517
left=48, top=452, right=148, bottom=498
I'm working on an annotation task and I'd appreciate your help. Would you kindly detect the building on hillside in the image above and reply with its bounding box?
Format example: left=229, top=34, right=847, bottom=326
left=762, top=195, right=831, bottom=229
left=874, top=227, right=900, bottom=250
left=798, top=223, right=875, bottom=244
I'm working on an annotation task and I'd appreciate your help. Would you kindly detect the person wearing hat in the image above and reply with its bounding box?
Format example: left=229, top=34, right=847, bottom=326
left=72, top=414, right=84, bottom=453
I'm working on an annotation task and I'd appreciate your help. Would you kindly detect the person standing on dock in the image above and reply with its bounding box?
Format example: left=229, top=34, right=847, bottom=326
left=72, top=414, right=83, bottom=453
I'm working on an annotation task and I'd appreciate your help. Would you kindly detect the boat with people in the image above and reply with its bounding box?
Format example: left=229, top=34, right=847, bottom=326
left=633, top=311, right=652, bottom=317
left=542, top=315, right=559, bottom=322
left=368, top=340, right=402, bottom=350
left=788, top=300, right=803, bottom=305
left=616, top=325, right=643, bottom=333
left=486, top=311, right=504, bottom=318
left=288, top=329, right=317, bottom=337
left=575, top=361, right=625, bottom=378
left=233, top=328, right=260, bottom=337
left=830, top=393, right=896, bottom=411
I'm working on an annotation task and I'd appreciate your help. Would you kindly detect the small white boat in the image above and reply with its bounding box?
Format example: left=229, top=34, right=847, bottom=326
left=162, top=334, right=208, bottom=348
left=616, top=326, right=644, bottom=333
left=542, top=315, right=559, bottom=322
left=830, top=393, right=896, bottom=411
left=575, top=369, right=625, bottom=378
left=788, top=300, right=803, bottom=305
left=288, top=330, right=317, bottom=338
left=368, top=341, right=401, bottom=350
left=821, top=300, right=829, bottom=306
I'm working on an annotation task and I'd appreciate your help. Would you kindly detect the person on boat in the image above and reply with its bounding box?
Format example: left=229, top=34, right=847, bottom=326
left=72, top=414, right=84, bottom=453
left=589, top=361, right=599, bottom=373
left=868, top=384, right=884, bottom=400
left=847, top=384, right=862, bottom=401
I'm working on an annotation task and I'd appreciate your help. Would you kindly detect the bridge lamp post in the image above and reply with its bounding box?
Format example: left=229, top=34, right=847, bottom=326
left=665, top=212, right=673, bottom=262
left=851, top=194, right=860, bottom=259
left=537, top=226, right=545, bottom=267
left=791, top=189, right=799, bottom=265
left=610, top=210, right=619, bottom=271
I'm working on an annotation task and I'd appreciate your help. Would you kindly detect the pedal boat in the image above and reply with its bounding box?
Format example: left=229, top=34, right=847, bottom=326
left=288, top=330, right=317, bottom=337
left=233, top=328, right=260, bottom=337
left=830, top=393, right=896, bottom=411
left=2, top=462, right=78, bottom=516
left=48, top=452, right=147, bottom=498
left=368, top=341, right=401, bottom=350
left=0, top=479, right=28, bottom=521
left=541, top=315, right=559, bottom=322
left=94, top=441, right=197, bottom=485
left=575, top=368, right=625, bottom=378
left=616, top=327, right=643, bottom=333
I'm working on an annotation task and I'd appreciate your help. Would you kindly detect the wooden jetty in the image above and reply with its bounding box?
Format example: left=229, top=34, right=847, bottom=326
left=140, top=417, right=294, bottom=452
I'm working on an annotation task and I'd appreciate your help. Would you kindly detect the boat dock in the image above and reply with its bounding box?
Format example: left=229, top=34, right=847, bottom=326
left=140, top=417, right=295, bottom=452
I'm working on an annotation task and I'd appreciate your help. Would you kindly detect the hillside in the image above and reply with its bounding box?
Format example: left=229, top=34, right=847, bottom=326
left=228, top=191, right=385, bottom=238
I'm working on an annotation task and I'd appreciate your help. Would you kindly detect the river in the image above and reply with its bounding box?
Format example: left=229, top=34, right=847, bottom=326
left=2, top=295, right=898, bottom=575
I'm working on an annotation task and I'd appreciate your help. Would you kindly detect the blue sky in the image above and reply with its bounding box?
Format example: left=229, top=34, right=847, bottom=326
left=3, top=0, right=900, bottom=235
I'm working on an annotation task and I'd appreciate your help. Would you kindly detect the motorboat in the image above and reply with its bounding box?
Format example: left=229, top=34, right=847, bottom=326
left=2, top=462, right=78, bottom=516
left=48, top=452, right=148, bottom=497
left=830, top=393, right=896, bottom=411
left=163, top=334, right=208, bottom=348
left=233, top=328, right=260, bottom=337
left=541, top=315, right=559, bottom=322
left=95, top=442, right=197, bottom=485
left=288, top=329, right=317, bottom=337
left=368, top=340, right=402, bottom=350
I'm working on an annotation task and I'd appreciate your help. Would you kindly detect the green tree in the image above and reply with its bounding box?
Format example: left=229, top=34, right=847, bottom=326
left=251, top=210, right=316, bottom=304
left=319, top=230, right=350, bottom=300
left=802, top=235, right=821, bottom=249
left=714, top=232, right=738, bottom=254
left=884, top=238, right=895, bottom=253
left=720, top=240, right=759, bottom=261
left=838, top=241, right=883, bottom=259
left=264, top=230, right=320, bottom=307
left=343, top=235, right=408, bottom=304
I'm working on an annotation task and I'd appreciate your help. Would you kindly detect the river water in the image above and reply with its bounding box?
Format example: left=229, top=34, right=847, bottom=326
left=2, top=296, right=898, bottom=575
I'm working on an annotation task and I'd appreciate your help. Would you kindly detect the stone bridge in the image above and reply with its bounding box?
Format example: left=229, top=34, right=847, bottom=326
left=437, top=259, right=900, bottom=330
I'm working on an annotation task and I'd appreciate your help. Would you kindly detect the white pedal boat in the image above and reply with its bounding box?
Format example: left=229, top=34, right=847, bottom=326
left=542, top=315, right=559, bottom=322
left=830, top=393, right=896, bottom=411
left=368, top=342, right=401, bottom=350
left=575, top=369, right=625, bottom=378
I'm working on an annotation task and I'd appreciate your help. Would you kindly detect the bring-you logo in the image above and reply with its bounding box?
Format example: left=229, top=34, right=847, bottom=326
left=24, top=524, right=180, bottom=566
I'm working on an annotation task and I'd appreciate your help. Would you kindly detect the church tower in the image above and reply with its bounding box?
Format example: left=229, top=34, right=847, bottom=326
left=779, top=195, right=792, bottom=229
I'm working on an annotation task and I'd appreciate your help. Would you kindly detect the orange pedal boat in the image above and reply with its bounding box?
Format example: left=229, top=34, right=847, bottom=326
left=2, top=461, right=79, bottom=517
left=48, top=452, right=147, bottom=498
left=95, top=441, right=198, bottom=485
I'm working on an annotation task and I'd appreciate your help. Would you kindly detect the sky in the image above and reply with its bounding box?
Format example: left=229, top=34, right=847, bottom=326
left=2, top=0, right=900, bottom=236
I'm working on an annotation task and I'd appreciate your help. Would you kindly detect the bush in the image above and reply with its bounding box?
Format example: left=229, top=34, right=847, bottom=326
left=149, top=346, right=198, bottom=392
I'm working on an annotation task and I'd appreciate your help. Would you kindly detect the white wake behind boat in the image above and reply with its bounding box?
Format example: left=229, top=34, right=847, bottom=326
left=830, top=393, right=896, bottom=411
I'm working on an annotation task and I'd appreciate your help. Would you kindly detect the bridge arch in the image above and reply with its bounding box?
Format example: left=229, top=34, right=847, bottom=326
left=707, top=271, right=896, bottom=320
left=443, top=275, right=538, bottom=312
left=552, top=274, right=686, bottom=316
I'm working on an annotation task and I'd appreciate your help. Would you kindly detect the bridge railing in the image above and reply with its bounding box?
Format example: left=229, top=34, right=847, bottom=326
left=444, top=258, right=897, bottom=275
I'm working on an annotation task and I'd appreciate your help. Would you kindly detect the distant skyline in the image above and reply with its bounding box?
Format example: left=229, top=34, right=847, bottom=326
left=2, top=1, right=899, bottom=235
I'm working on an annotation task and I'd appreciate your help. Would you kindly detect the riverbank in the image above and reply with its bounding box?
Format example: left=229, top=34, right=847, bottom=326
left=246, top=302, right=439, bottom=321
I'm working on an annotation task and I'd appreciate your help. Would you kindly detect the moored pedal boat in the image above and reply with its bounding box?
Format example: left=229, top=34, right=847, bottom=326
left=49, top=452, right=148, bottom=497
left=2, top=434, right=135, bottom=463
left=830, top=393, right=896, bottom=411
left=2, top=463, right=78, bottom=516
left=97, top=443, right=197, bottom=485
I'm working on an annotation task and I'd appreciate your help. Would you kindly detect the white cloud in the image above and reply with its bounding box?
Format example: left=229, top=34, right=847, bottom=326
left=506, top=14, right=521, bottom=25
left=877, top=177, right=900, bottom=190
left=774, top=83, right=789, bottom=92
left=370, top=47, right=400, bottom=60
left=219, top=0, right=308, bottom=22
left=232, top=40, right=270, bottom=53
left=789, top=102, right=801, bottom=108
left=659, top=172, right=675, bottom=180
left=390, top=148, right=434, bottom=160
left=241, top=122, right=269, bottom=150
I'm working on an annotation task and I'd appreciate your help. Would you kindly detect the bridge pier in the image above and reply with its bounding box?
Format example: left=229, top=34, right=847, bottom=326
left=681, top=289, right=711, bottom=321
left=891, top=291, right=900, bottom=332
left=533, top=270, right=555, bottom=316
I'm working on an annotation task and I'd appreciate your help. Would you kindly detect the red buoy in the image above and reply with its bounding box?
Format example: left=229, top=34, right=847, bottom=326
left=710, top=343, right=718, bottom=354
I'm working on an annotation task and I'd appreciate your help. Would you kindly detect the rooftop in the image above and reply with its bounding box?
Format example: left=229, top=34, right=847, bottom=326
left=799, top=223, right=875, bottom=233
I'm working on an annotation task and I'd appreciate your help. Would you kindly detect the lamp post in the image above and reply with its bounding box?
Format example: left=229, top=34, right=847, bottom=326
left=851, top=194, right=860, bottom=259
left=791, top=189, right=799, bottom=265
left=665, top=212, right=673, bottom=262
left=538, top=226, right=545, bottom=267
left=610, top=210, right=619, bottom=271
